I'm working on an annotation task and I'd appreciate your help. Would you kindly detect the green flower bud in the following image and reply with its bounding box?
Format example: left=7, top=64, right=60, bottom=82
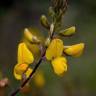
left=24, top=28, right=33, bottom=42
left=45, top=37, right=51, bottom=47
left=24, top=28, right=40, bottom=44
left=48, top=7, right=55, bottom=17
left=40, top=15, right=50, bottom=29
left=59, top=26, right=76, bottom=36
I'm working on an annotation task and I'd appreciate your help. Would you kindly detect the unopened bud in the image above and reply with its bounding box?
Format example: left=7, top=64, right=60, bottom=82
left=59, top=26, right=76, bottom=36
left=40, top=15, right=50, bottom=29
left=24, top=28, right=40, bottom=44
left=24, top=28, right=33, bottom=42
left=64, top=43, right=85, bottom=57
left=45, top=37, right=51, bottom=47
left=48, top=7, right=55, bottom=17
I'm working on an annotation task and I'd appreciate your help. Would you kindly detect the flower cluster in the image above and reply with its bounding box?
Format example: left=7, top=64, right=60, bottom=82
left=13, top=27, right=85, bottom=80
left=45, top=38, right=84, bottom=76
left=11, top=1, right=85, bottom=95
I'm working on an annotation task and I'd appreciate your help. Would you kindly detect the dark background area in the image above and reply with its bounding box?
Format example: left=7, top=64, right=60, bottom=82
left=0, top=0, right=96, bottom=96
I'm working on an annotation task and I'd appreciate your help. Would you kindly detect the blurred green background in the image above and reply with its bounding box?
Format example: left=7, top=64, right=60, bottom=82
left=0, top=0, right=96, bottom=96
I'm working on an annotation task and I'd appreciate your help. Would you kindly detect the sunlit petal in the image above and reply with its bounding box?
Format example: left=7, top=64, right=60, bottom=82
left=51, top=57, right=67, bottom=76
left=18, top=42, right=34, bottom=64
left=45, top=39, right=64, bottom=60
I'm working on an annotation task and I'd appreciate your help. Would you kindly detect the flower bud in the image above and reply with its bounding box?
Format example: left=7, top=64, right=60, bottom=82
left=45, top=37, right=51, bottom=47
left=64, top=43, right=85, bottom=57
left=24, top=28, right=33, bottom=42
left=48, top=7, right=55, bottom=17
left=40, top=15, right=50, bottom=29
left=59, top=26, right=76, bottom=36
left=24, top=28, right=40, bottom=44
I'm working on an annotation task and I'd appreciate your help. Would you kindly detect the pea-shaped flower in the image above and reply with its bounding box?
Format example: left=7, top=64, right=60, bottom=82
left=64, top=43, right=85, bottom=57
left=14, top=42, right=34, bottom=80
left=45, top=38, right=68, bottom=76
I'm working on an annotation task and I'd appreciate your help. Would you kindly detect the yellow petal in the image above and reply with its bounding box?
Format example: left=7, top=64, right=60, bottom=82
left=14, top=64, right=32, bottom=80
left=14, top=69, right=22, bottom=80
left=51, top=57, right=67, bottom=76
left=34, top=71, right=45, bottom=87
left=45, top=39, right=64, bottom=60
left=25, top=68, right=32, bottom=78
left=64, top=43, right=85, bottom=57
left=14, top=64, right=28, bottom=74
left=18, top=42, right=34, bottom=64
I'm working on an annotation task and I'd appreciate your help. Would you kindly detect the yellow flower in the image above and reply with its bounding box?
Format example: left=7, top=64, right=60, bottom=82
left=64, top=43, right=85, bottom=57
left=14, top=63, right=32, bottom=80
left=14, top=42, right=34, bottom=80
left=45, top=39, right=68, bottom=76
left=34, top=71, right=45, bottom=88
left=18, top=42, right=34, bottom=64
left=51, top=57, right=67, bottom=76
left=45, top=39, right=64, bottom=60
